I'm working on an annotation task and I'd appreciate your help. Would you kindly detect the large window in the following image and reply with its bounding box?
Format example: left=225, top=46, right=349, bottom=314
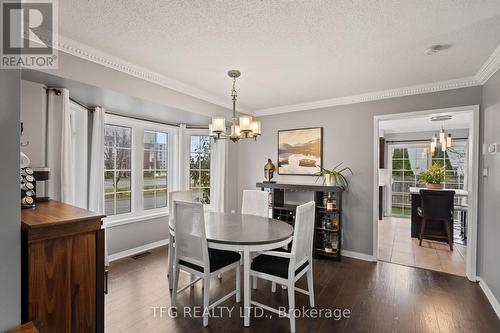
left=143, top=130, right=168, bottom=210
left=390, top=142, right=467, bottom=217
left=104, top=125, right=132, bottom=216
left=103, top=115, right=213, bottom=222
left=189, top=135, right=211, bottom=204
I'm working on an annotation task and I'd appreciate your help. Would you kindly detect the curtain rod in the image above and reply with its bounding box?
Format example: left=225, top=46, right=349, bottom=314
left=104, top=111, right=208, bottom=130
left=45, top=87, right=95, bottom=111
left=44, top=87, right=209, bottom=129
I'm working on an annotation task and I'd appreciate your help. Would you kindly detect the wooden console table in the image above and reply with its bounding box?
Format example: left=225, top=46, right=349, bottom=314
left=21, top=200, right=105, bottom=333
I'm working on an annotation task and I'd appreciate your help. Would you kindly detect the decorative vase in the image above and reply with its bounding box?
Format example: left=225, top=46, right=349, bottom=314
left=426, top=183, right=444, bottom=190
left=324, top=174, right=333, bottom=186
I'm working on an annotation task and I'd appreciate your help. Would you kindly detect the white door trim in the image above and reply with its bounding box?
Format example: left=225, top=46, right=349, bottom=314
left=372, top=105, right=479, bottom=281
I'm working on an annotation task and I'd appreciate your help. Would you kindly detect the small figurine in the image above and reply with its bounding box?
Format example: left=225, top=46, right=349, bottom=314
left=264, top=158, right=276, bottom=183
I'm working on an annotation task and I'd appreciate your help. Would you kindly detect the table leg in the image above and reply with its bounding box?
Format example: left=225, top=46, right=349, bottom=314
left=243, top=249, right=251, bottom=327
left=167, top=234, right=174, bottom=290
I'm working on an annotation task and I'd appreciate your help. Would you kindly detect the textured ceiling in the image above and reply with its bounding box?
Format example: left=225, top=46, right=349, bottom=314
left=59, top=0, right=500, bottom=111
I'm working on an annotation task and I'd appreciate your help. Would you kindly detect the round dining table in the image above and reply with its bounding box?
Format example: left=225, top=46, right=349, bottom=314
left=169, top=211, right=294, bottom=327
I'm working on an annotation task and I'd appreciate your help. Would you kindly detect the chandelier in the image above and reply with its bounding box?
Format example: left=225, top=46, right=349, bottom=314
left=429, top=114, right=452, bottom=153
left=209, top=70, right=261, bottom=142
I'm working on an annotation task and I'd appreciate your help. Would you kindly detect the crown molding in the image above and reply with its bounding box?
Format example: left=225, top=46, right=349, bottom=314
left=37, top=34, right=500, bottom=117
left=53, top=35, right=235, bottom=111
left=255, top=43, right=500, bottom=116
left=254, top=76, right=480, bottom=116
left=475, top=44, right=500, bottom=85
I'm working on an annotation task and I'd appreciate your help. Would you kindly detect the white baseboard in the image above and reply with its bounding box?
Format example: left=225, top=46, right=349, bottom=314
left=477, top=277, right=500, bottom=319
left=342, top=250, right=376, bottom=262
left=108, top=239, right=169, bottom=262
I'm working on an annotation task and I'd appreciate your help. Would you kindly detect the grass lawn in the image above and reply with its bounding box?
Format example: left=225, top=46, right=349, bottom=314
left=391, top=206, right=411, bottom=217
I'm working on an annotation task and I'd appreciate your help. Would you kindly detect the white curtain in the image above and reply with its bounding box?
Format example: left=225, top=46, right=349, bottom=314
left=88, top=107, right=107, bottom=265
left=210, top=139, right=226, bottom=212
left=88, top=107, right=105, bottom=214
left=407, top=147, right=427, bottom=175
left=61, top=90, right=75, bottom=205
left=46, top=88, right=69, bottom=201
left=172, top=123, right=188, bottom=191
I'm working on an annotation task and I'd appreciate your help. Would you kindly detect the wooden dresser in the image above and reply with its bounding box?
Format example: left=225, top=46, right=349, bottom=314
left=21, top=200, right=105, bottom=333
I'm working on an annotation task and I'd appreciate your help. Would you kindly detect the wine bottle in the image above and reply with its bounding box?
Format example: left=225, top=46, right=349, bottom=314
left=326, top=193, right=334, bottom=211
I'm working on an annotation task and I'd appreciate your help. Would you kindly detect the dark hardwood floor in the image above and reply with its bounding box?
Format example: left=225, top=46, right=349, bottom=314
left=105, top=246, right=499, bottom=333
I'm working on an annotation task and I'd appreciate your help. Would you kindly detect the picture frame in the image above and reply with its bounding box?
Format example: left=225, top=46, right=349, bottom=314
left=277, top=127, right=323, bottom=175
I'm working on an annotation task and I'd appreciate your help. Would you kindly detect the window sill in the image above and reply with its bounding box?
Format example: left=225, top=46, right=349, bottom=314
left=104, top=210, right=169, bottom=228
left=103, top=205, right=214, bottom=228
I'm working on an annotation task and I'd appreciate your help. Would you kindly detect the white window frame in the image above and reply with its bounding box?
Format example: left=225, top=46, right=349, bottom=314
left=185, top=128, right=213, bottom=210
left=104, top=114, right=176, bottom=226
left=386, top=140, right=469, bottom=217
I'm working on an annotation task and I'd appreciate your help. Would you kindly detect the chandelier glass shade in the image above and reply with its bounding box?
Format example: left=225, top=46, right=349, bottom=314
left=429, top=115, right=452, bottom=154
left=209, top=70, right=261, bottom=142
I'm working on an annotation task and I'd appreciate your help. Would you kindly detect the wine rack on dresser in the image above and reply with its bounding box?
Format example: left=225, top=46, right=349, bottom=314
left=256, top=182, right=344, bottom=261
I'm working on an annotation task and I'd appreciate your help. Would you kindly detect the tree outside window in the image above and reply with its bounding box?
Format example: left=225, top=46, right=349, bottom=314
left=143, top=130, right=168, bottom=210
left=104, top=124, right=132, bottom=216
left=190, top=135, right=211, bottom=204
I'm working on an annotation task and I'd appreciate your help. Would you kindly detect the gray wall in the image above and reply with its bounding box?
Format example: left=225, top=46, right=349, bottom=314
left=236, top=86, right=482, bottom=255
left=478, top=69, right=500, bottom=301
left=107, top=217, right=169, bottom=255
left=20, top=80, right=46, bottom=167
left=0, top=70, right=21, bottom=330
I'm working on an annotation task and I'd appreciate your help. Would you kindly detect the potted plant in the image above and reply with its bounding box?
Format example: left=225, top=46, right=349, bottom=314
left=316, top=162, right=353, bottom=190
left=419, top=163, right=445, bottom=189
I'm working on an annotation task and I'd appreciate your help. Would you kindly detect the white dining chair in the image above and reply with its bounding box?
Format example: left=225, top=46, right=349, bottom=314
left=167, top=190, right=193, bottom=290
left=241, top=189, right=270, bottom=288
left=249, top=201, right=316, bottom=333
left=241, top=190, right=269, bottom=217
left=171, top=200, right=241, bottom=327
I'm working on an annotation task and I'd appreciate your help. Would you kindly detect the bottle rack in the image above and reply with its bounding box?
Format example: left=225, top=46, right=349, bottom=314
left=314, top=191, right=342, bottom=260
left=256, top=182, right=344, bottom=261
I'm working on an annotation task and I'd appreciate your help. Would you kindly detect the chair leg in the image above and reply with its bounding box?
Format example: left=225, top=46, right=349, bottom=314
left=419, top=218, right=427, bottom=246
left=462, top=212, right=466, bottom=237
left=271, top=282, right=276, bottom=293
left=167, top=235, right=174, bottom=290
left=444, top=220, right=453, bottom=251
left=306, top=268, right=315, bottom=307
left=203, top=276, right=210, bottom=327
left=236, top=265, right=241, bottom=303
left=171, top=266, right=180, bottom=308
left=252, top=276, right=257, bottom=290
left=287, top=282, right=296, bottom=333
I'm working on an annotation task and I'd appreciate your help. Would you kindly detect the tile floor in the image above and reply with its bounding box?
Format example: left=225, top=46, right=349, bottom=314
left=378, top=216, right=466, bottom=276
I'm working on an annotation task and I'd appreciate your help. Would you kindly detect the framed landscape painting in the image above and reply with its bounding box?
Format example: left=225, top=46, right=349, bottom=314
left=278, top=127, right=323, bottom=175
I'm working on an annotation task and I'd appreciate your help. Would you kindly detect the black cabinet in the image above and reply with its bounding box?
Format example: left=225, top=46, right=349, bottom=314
left=256, top=182, right=344, bottom=261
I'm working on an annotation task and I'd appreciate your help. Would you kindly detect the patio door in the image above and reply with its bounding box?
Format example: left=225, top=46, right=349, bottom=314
left=387, top=141, right=468, bottom=217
